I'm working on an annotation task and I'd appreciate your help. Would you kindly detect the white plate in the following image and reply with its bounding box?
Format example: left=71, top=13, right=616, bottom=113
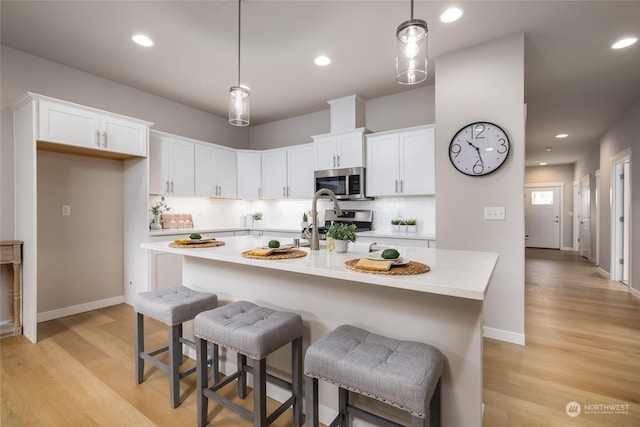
left=187, top=238, right=216, bottom=244
left=367, top=251, right=405, bottom=264
left=260, top=244, right=295, bottom=253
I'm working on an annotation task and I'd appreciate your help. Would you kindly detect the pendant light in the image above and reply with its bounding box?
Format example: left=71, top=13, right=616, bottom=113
left=229, top=0, right=249, bottom=126
left=396, top=0, right=428, bottom=85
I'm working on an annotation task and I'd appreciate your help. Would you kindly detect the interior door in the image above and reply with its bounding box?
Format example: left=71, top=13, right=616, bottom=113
left=525, top=187, right=561, bottom=249
left=580, top=175, right=591, bottom=260
left=623, top=162, right=630, bottom=283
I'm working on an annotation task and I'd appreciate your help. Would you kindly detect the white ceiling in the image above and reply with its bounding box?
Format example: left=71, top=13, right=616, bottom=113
left=2, top=1, right=639, bottom=166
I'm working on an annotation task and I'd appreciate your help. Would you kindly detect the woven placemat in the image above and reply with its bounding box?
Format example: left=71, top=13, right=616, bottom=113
left=169, top=241, right=225, bottom=248
left=241, top=249, right=307, bottom=260
left=344, top=258, right=430, bottom=275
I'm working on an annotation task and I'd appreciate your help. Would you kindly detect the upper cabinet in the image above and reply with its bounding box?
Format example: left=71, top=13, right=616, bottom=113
left=149, top=131, right=195, bottom=196
left=261, top=144, right=314, bottom=199
left=195, top=143, right=237, bottom=198
left=38, top=98, right=148, bottom=157
left=237, top=150, right=262, bottom=199
left=366, top=125, right=435, bottom=197
left=313, top=128, right=366, bottom=170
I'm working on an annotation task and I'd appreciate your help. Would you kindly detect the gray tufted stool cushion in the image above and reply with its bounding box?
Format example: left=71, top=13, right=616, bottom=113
left=134, top=285, right=218, bottom=326
left=305, top=324, right=443, bottom=420
left=194, top=300, right=303, bottom=359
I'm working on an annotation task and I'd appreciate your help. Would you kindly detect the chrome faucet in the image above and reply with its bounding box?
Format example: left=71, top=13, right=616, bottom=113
left=306, top=188, right=342, bottom=250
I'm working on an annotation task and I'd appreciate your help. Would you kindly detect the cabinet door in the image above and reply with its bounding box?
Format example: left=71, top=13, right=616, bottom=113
left=400, top=127, right=435, bottom=195
left=149, top=133, right=170, bottom=195
left=313, top=135, right=338, bottom=170
left=100, top=115, right=147, bottom=156
left=261, top=149, right=287, bottom=199
left=237, top=151, right=262, bottom=199
left=366, top=134, right=400, bottom=196
left=287, top=144, right=314, bottom=198
left=168, top=138, right=195, bottom=196
left=217, top=148, right=237, bottom=198
left=194, top=144, right=218, bottom=197
left=38, top=100, right=100, bottom=148
left=336, top=131, right=364, bottom=168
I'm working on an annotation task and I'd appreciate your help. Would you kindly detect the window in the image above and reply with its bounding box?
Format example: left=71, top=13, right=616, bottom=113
left=531, top=190, right=554, bottom=205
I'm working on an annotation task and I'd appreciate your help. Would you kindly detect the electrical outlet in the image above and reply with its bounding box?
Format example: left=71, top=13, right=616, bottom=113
left=61, top=205, right=71, bottom=216
left=484, top=207, right=505, bottom=220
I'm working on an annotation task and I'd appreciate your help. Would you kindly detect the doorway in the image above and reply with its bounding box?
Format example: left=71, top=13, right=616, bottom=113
left=579, top=175, right=591, bottom=260
left=525, top=185, right=561, bottom=249
left=611, top=150, right=631, bottom=285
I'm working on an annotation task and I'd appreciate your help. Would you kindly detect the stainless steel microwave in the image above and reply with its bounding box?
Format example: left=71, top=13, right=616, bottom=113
left=314, top=167, right=370, bottom=200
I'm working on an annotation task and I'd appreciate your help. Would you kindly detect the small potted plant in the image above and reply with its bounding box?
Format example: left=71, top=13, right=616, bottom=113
left=391, top=218, right=401, bottom=232
left=252, top=212, right=263, bottom=227
left=399, top=219, right=408, bottom=233
left=326, top=222, right=357, bottom=253
left=406, top=218, right=417, bottom=233
left=149, top=196, right=171, bottom=230
left=301, top=212, right=309, bottom=229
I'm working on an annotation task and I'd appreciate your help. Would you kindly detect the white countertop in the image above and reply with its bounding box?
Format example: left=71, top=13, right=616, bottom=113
left=142, top=235, right=496, bottom=300
left=148, top=226, right=436, bottom=241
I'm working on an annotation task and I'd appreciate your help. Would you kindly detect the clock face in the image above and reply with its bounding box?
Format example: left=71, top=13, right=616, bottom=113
left=449, top=122, right=510, bottom=176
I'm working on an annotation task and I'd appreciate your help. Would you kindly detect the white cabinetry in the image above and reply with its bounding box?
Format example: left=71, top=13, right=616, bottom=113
left=38, top=99, right=148, bottom=157
left=366, top=125, right=435, bottom=197
left=313, top=128, right=366, bottom=170
left=261, top=144, right=314, bottom=199
left=195, top=143, right=237, bottom=198
left=149, top=131, right=194, bottom=196
left=237, top=150, right=262, bottom=199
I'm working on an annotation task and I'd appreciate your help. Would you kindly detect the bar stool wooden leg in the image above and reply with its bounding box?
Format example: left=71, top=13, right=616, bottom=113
left=238, top=353, right=248, bottom=398
left=169, top=324, right=182, bottom=408
left=306, top=377, right=319, bottom=427
left=135, top=312, right=144, bottom=384
left=196, top=337, right=209, bottom=427
left=253, top=358, right=267, bottom=427
left=338, top=387, right=349, bottom=426
left=292, top=337, right=303, bottom=427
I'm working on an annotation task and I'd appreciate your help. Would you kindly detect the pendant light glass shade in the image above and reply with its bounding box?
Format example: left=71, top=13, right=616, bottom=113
left=396, top=0, right=428, bottom=86
left=229, top=0, right=249, bottom=126
left=229, top=85, right=250, bottom=126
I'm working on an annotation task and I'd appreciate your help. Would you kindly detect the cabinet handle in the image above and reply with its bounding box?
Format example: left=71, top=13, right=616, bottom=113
left=102, top=131, right=107, bottom=148
left=286, top=186, right=290, bottom=197
left=336, top=155, right=340, bottom=167
left=283, top=187, right=286, bottom=197
left=395, top=180, right=399, bottom=193
left=400, top=180, right=404, bottom=193
left=333, top=155, right=336, bottom=167
left=170, top=181, right=174, bottom=193
left=95, top=130, right=101, bottom=147
left=166, top=181, right=170, bottom=193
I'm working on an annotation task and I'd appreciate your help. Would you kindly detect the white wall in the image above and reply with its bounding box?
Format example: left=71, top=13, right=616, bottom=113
left=435, top=34, right=526, bottom=344
left=525, top=164, right=575, bottom=249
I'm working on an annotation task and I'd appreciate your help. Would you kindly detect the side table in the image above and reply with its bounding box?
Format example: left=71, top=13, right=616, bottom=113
left=1, top=240, right=23, bottom=337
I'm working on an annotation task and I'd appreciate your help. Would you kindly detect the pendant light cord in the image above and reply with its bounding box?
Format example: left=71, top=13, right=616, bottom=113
left=237, top=0, right=241, bottom=87
left=410, top=0, right=414, bottom=20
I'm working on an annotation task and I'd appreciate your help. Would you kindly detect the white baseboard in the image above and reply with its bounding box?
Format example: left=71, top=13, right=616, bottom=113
left=597, top=267, right=610, bottom=280
left=561, top=246, right=575, bottom=251
left=629, top=286, right=640, bottom=299
left=483, top=326, right=525, bottom=345
left=37, top=295, right=125, bottom=323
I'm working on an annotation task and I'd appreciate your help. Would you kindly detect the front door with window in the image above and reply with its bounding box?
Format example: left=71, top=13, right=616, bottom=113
left=525, top=187, right=561, bottom=249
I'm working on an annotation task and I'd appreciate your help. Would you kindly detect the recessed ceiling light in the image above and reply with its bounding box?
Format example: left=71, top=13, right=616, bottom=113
left=545, top=146, right=552, bottom=152
left=539, top=162, right=548, bottom=166
left=132, top=34, right=153, bottom=47
left=611, top=37, right=637, bottom=50
left=314, top=55, right=331, bottom=66
left=440, top=7, right=463, bottom=23
left=555, top=133, right=568, bottom=139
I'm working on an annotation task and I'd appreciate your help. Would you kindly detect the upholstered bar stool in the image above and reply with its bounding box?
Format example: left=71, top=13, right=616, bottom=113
left=134, top=285, right=218, bottom=408
left=305, top=324, right=443, bottom=427
left=194, top=300, right=303, bottom=427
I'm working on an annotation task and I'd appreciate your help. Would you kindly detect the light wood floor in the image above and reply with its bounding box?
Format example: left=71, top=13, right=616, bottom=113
left=1, top=249, right=639, bottom=426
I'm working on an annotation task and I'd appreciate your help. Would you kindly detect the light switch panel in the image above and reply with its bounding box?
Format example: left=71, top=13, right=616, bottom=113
left=484, top=207, right=505, bottom=220
left=62, top=205, right=71, bottom=216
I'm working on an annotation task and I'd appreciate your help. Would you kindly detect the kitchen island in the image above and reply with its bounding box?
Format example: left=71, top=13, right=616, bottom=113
left=142, top=235, right=498, bottom=427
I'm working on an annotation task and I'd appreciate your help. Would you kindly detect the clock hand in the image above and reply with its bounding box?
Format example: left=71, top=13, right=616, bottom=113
left=467, top=140, right=483, bottom=164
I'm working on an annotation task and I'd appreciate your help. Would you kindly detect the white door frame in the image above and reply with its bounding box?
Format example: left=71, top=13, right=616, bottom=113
left=610, top=148, right=632, bottom=285
left=595, top=169, right=600, bottom=266
left=580, top=174, right=591, bottom=260
left=524, top=182, right=564, bottom=249
left=573, top=181, right=580, bottom=251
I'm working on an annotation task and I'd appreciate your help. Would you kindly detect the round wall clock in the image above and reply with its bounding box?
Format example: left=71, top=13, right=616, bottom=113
left=449, top=122, right=510, bottom=176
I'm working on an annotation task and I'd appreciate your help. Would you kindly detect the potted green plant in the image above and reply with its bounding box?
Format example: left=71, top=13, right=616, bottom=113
left=326, top=222, right=357, bottom=253
left=252, top=212, right=263, bottom=227
left=406, top=219, right=417, bottom=233
left=149, top=196, right=171, bottom=230
left=301, top=212, right=309, bottom=229
left=391, top=218, right=401, bottom=232
left=399, top=219, right=408, bottom=232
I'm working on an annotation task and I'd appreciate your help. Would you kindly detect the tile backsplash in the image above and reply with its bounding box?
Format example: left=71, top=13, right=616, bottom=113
left=149, top=196, right=435, bottom=233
